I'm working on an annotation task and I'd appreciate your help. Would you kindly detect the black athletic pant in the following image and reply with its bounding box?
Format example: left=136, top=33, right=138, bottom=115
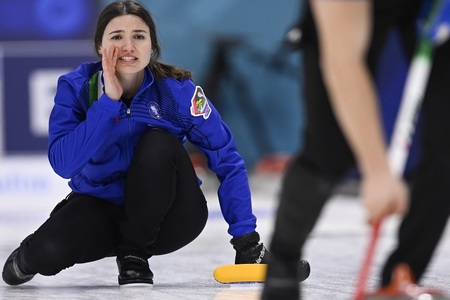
left=19, top=129, right=208, bottom=276
left=270, top=0, right=450, bottom=287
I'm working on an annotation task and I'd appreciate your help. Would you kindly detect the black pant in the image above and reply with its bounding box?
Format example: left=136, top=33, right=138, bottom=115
left=270, top=0, right=450, bottom=287
left=19, top=129, right=208, bottom=276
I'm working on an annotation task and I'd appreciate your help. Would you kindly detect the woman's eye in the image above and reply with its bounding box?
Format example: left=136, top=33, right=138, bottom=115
left=134, top=35, right=145, bottom=40
left=111, top=35, right=122, bottom=40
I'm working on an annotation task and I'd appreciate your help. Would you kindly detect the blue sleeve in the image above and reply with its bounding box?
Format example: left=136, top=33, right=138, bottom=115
left=48, top=75, right=122, bottom=179
left=173, top=79, right=257, bottom=238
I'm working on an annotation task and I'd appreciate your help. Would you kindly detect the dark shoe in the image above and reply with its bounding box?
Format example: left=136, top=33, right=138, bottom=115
left=2, top=249, right=35, bottom=285
left=117, top=255, right=153, bottom=286
left=261, top=256, right=301, bottom=300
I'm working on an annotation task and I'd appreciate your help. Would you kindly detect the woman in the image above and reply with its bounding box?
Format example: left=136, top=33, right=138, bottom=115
left=2, top=0, right=270, bottom=286
left=262, top=0, right=450, bottom=299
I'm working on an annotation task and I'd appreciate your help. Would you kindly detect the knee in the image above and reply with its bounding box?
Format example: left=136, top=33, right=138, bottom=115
left=135, top=129, right=183, bottom=159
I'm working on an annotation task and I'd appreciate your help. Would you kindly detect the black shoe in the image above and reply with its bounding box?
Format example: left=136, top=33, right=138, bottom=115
left=117, top=255, right=153, bottom=286
left=2, top=248, right=35, bottom=286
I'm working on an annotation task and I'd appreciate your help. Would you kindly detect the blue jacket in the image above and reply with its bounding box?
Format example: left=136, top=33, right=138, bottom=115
left=48, top=61, right=256, bottom=237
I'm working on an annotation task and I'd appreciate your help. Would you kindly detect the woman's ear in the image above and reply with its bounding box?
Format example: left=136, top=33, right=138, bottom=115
left=98, top=47, right=102, bottom=56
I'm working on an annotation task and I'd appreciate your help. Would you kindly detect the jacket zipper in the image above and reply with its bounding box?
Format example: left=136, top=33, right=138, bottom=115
left=125, top=107, right=132, bottom=168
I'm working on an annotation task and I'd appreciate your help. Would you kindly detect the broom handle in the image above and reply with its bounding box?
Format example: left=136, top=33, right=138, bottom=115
left=353, top=12, right=437, bottom=300
left=354, top=219, right=382, bottom=300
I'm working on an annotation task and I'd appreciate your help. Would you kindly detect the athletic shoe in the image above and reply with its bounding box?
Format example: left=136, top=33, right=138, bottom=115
left=117, top=254, right=153, bottom=286
left=2, top=248, right=35, bottom=285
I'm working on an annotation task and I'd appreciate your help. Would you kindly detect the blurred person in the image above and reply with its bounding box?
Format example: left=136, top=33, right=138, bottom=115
left=2, top=0, right=274, bottom=287
left=262, top=0, right=450, bottom=299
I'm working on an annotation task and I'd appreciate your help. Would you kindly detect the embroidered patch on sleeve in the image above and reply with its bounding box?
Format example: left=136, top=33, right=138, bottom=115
left=190, top=86, right=212, bottom=119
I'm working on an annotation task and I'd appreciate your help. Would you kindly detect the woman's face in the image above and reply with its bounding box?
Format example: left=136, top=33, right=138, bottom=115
left=99, top=14, right=152, bottom=76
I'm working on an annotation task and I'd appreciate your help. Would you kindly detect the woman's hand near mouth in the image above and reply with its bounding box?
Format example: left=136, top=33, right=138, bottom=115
left=101, top=46, right=123, bottom=101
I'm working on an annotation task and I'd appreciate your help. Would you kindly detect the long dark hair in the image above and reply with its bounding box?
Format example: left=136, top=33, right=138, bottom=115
left=94, top=0, right=193, bottom=80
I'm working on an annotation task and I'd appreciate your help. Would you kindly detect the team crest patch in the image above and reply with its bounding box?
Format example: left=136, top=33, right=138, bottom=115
left=148, top=101, right=162, bottom=118
left=190, top=86, right=211, bottom=119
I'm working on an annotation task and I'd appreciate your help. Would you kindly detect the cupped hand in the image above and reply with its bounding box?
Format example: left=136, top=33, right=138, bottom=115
left=101, top=46, right=123, bottom=101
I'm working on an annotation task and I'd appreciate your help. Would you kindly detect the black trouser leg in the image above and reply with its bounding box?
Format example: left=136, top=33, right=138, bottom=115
left=19, top=194, right=122, bottom=276
left=381, top=162, right=450, bottom=285
left=263, top=156, right=339, bottom=300
left=381, top=39, right=450, bottom=285
left=118, top=129, right=208, bottom=257
left=269, top=158, right=336, bottom=262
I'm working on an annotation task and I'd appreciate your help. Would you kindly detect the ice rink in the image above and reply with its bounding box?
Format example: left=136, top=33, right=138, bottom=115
left=1, top=157, right=449, bottom=300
